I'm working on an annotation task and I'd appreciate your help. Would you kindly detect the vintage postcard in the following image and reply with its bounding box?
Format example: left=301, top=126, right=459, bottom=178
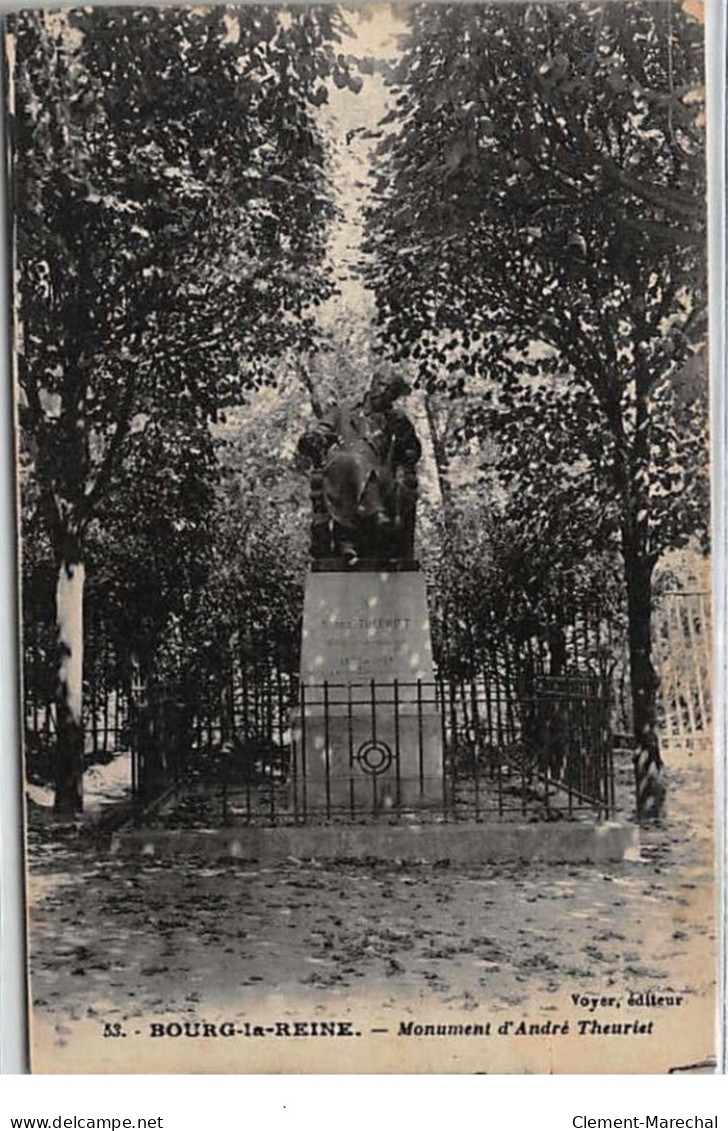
left=4, top=0, right=720, bottom=1073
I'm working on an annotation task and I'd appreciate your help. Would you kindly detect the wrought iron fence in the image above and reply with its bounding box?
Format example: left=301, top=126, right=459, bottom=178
left=23, top=676, right=136, bottom=782
left=654, top=590, right=712, bottom=756
left=131, top=673, right=614, bottom=827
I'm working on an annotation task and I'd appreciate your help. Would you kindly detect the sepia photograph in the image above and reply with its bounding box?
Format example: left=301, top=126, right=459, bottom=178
left=4, top=0, right=718, bottom=1073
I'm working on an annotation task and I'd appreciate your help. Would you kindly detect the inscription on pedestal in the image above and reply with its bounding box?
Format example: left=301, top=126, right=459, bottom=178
left=300, top=571, right=435, bottom=686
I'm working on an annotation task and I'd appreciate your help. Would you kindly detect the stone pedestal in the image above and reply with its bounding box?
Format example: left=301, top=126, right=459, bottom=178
left=295, top=567, right=443, bottom=812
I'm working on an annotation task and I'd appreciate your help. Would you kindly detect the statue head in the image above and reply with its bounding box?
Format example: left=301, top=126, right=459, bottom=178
left=368, top=371, right=411, bottom=411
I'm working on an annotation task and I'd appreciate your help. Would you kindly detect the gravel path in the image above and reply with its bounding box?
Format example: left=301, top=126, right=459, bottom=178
left=27, top=758, right=716, bottom=1073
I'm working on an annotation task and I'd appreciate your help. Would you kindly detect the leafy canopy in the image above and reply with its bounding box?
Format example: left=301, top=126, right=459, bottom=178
left=364, top=1, right=708, bottom=564
left=11, top=5, right=358, bottom=541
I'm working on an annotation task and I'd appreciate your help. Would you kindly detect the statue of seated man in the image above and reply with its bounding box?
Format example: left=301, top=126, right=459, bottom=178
left=297, top=372, right=421, bottom=565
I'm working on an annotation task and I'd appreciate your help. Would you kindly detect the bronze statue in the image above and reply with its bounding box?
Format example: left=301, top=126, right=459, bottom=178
left=297, top=372, right=421, bottom=566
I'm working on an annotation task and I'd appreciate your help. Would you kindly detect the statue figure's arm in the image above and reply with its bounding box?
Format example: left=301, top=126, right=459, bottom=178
left=391, top=411, right=422, bottom=468
left=297, top=411, right=339, bottom=466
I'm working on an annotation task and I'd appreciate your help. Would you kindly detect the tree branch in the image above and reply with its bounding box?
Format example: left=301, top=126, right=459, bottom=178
left=80, top=363, right=137, bottom=522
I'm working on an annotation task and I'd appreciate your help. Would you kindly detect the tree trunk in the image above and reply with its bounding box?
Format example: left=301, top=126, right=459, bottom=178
left=622, top=532, right=664, bottom=821
left=53, top=539, right=85, bottom=816
left=618, top=363, right=666, bottom=821
left=423, top=393, right=456, bottom=527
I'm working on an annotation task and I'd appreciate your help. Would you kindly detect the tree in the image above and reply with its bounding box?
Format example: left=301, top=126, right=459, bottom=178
left=364, top=1, right=708, bottom=817
left=417, top=375, right=629, bottom=690
left=9, top=6, right=358, bottom=813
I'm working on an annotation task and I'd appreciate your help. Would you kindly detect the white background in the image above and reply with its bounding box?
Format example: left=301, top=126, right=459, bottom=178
left=1, top=1073, right=728, bottom=1126
left=1, top=0, right=726, bottom=1109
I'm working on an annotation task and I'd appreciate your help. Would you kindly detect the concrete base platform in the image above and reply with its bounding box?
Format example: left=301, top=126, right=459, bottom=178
left=111, top=821, right=638, bottom=864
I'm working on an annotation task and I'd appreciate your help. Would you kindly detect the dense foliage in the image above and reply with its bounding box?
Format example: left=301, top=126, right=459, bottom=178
left=11, top=5, right=359, bottom=809
left=364, top=2, right=708, bottom=815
